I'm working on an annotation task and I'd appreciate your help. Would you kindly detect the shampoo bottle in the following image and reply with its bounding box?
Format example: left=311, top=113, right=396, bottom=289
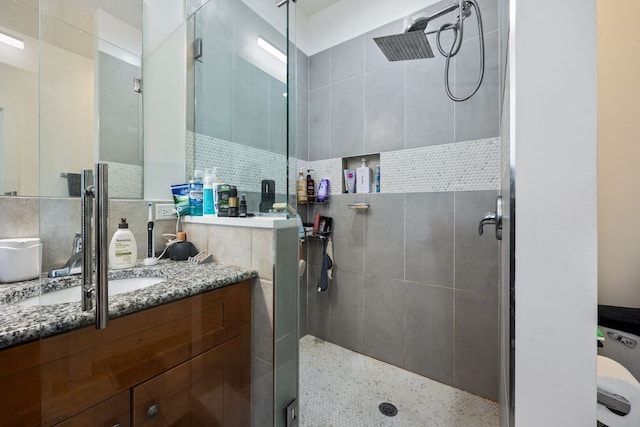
left=203, top=169, right=215, bottom=216
left=109, top=218, right=137, bottom=269
left=297, top=169, right=308, bottom=204
left=306, top=169, right=315, bottom=202
left=356, top=158, right=371, bottom=193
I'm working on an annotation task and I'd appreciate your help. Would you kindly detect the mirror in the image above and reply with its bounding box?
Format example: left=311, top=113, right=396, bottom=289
left=0, top=0, right=143, bottom=199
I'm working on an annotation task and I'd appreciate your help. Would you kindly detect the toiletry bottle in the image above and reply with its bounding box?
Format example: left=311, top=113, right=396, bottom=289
left=217, top=184, right=231, bottom=217
left=344, top=170, right=356, bottom=193
left=317, top=178, right=329, bottom=202
left=375, top=165, right=381, bottom=193
left=239, top=194, right=247, bottom=217
left=109, top=218, right=137, bottom=269
left=356, top=158, right=371, bottom=193
left=297, top=169, right=308, bottom=204
left=203, top=169, right=215, bottom=216
left=228, top=186, right=239, bottom=217
left=306, top=169, right=315, bottom=202
left=189, top=169, right=204, bottom=216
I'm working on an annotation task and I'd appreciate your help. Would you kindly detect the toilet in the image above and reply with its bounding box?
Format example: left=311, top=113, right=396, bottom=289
left=598, top=305, right=640, bottom=426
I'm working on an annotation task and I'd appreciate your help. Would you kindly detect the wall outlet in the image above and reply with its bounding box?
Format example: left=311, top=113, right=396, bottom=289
left=155, top=203, right=177, bottom=220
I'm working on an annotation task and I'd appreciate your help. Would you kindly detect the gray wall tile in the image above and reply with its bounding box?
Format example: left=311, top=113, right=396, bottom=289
left=275, top=332, right=299, bottom=427
left=329, top=270, right=364, bottom=353
left=308, top=87, right=331, bottom=161
left=462, top=0, right=499, bottom=40
left=405, top=53, right=455, bottom=148
left=454, top=290, right=499, bottom=400
left=0, top=197, right=39, bottom=240
left=364, top=194, right=404, bottom=280
left=454, top=31, right=500, bottom=141
left=454, top=190, right=499, bottom=294
left=296, top=48, right=309, bottom=90
left=269, top=77, right=288, bottom=154
left=300, top=261, right=308, bottom=337
left=252, top=356, right=274, bottom=427
left=274, top=226, right=299, bottom=340
left=309, top=49, right=330, bottom=90
left=364, top=66, right=405, bottom=153
left=99, top=88, right=141, bottom=165
left=404, top=281, right=454, bottom=385
left=405, top=192, right=454, bottom=286
left=325, top=195, right=365, bottom=274
left=296, top=86, right=309, bottom=161
left=331, top=76, right=365, bottom=159
left=234, top=58, right=269, bottom=150
left=99, top=52, right=140, bottom=97
left=331, top=35, right=364, bottom=83
left=363, top=275, right=404, bottom=367
left=307, top=265, right=331, bottom=340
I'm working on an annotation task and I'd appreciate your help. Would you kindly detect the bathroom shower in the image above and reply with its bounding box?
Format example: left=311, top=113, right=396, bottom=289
left=374, top=0, right=484, bottom=102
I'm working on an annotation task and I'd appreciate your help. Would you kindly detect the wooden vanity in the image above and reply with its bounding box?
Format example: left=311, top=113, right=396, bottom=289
left=0, top=280, right=251, bottom=427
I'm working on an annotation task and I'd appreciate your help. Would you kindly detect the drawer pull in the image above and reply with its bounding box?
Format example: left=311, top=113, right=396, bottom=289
left=147, top=403, right=160, bottom=419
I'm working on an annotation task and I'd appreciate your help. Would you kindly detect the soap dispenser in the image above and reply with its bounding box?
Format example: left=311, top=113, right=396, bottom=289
left=109, top=218, right=137, bottom=269
left=356, top=158, right=371, bottom=193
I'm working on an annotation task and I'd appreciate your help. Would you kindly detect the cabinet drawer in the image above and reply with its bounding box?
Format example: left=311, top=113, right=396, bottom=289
left=55, top=390, right=130, bottom=427
left=132, top=333, right=250, bottom=427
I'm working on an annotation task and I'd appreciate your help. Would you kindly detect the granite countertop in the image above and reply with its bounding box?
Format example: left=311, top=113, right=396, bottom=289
left=0, top=260, right=257, bottom=350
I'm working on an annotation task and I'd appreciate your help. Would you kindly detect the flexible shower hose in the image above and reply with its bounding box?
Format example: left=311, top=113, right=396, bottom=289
left=436, top=0, right=485, bottom=102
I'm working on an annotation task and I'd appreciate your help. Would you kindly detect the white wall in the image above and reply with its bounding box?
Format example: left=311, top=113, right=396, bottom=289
left=597, top=0, right=640, bottom=308
left=143, top=0, right=186, bottom=200
left=304, top=0, right=439, bottom=55
left=512, top=0, right=597, bottom=425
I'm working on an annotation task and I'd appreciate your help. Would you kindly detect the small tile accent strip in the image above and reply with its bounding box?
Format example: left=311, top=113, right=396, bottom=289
left=105, top=162, right=143, bottom=199
left=303, top=137, right=500, bottom=195
left=187, top=131, right=291, bottom=195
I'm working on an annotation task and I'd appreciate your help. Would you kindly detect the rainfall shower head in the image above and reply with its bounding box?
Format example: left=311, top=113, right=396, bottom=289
left=373, top=30, right=434, bottom=62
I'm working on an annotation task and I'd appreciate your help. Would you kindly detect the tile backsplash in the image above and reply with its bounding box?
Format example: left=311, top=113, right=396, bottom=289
left=0, top=196, right=176, bottom=272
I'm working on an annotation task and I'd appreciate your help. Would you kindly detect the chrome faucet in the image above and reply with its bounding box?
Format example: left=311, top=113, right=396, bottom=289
left=48, top=232, right=83, bottom=278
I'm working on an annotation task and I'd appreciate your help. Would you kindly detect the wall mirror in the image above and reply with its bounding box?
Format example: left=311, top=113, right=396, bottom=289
left=0, top=0, right=144, bottom=199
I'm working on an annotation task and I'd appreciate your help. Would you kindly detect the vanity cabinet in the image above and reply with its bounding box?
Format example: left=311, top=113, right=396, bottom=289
left=0, top=280, right=251, bottom=427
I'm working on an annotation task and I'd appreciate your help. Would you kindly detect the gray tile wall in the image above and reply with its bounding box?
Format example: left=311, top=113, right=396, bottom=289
left=98, top=52, right=142, bottom=166
left=299, top=0, right=502, bottom=402
left=306, top=0, right=501, bottom=160
left=303, top=192, right=499, bottom=400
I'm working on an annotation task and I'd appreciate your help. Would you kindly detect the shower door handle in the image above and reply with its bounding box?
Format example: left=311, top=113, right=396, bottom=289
left=94, top=163, right=109, bottom=329
left=478, top=195, right=502, bottom=240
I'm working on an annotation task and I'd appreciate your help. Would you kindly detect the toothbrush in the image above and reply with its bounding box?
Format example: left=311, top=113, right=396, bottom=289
left=147, top=202, right=154, bottom=258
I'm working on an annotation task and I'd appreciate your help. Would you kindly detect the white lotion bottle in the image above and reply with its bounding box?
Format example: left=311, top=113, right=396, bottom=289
left=109, top=218, right=137, bottom=269
left=356, top=158, right=371, bottom=193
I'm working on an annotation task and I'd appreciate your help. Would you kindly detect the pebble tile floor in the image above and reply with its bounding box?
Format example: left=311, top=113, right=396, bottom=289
left=299, top=335, right=499, bottom=427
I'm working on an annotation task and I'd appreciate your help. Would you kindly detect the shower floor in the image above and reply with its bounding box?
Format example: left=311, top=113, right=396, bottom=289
left=299, top=335, right=499, bottom=427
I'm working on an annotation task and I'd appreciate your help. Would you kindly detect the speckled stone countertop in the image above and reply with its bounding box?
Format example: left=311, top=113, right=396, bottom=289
left=0, top=260, right=257, bottom=350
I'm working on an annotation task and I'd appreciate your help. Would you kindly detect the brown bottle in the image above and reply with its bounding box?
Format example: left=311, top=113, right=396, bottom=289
left=306, top=170, right=315, bottom=202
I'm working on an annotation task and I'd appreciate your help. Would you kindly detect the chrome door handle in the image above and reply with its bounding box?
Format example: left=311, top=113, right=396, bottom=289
left=478, top=195, right=503, bottom=240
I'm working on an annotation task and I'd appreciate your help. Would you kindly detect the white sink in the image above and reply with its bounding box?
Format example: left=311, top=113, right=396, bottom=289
left=14, top=277, right=165, bottom=308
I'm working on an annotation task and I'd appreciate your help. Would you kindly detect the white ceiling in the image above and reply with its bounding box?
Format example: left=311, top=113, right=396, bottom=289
left=296, top=0, right=342, bottom=17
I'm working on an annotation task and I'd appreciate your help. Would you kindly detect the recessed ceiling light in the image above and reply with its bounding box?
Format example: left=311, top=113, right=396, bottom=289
left=0, top=32, right=24, bottom=50
left=257, top=37, right=287, bottom=64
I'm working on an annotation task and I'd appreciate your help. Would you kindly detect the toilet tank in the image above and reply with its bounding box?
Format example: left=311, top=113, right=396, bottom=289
left=598, top=305, right=640, bottom=380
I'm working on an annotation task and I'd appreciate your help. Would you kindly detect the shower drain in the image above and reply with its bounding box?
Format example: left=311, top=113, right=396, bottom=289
left=378, top=402, right=398, bottom=417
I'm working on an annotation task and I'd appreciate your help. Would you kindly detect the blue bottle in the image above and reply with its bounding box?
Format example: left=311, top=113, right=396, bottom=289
left=189, top=170, right=204, bottom=216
